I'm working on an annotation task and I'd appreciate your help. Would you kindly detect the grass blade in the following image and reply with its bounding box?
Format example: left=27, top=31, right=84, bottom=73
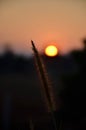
left=31, top=40, right=58, bottom=130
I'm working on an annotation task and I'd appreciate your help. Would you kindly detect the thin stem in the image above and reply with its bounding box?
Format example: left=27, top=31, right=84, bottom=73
left=29, top=119, right=34, bottom=130
left=31, top=40, right=58, bottom=130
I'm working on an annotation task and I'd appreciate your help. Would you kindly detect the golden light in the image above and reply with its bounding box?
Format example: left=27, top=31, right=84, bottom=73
left=45, top=45, right=58, bottom=57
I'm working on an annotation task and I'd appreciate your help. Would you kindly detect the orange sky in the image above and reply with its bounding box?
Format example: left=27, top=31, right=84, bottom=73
left=0, top=0, right=86, bottom=55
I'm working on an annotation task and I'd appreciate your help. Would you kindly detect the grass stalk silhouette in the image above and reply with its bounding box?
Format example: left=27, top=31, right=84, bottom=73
left=31, top=40, right=58, bottom=130
left=29, top=118, right=34, bottom=130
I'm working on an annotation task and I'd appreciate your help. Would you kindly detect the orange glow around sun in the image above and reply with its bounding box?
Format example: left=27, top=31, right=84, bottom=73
left=45, top=45, right=58, bottom=57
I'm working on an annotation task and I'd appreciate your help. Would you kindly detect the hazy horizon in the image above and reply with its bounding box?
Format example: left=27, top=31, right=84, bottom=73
left=0, top=0, right=86, bottom=55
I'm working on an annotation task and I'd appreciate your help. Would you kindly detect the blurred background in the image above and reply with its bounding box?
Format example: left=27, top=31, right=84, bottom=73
left=0, top=0, right=86, bottom=129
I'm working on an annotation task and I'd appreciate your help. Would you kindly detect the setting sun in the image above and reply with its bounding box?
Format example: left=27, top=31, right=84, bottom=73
left=45, top=45, right=58, bottom=57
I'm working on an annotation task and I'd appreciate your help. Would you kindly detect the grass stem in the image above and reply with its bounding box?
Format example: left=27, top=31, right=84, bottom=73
left=31, top=40, right=58, bottom=130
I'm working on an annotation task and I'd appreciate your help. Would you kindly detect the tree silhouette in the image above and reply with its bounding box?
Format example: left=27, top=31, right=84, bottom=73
left=58, top=38, right=86, bottom=129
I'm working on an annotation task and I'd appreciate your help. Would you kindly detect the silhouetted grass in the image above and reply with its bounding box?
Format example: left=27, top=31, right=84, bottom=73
left=29, top=118, right=34, bottom=130
left=31, top=40, right=58, bottom=130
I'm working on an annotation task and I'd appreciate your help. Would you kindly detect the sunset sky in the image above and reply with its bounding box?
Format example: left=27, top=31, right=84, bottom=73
left=0, top=0, right=86, bottom=55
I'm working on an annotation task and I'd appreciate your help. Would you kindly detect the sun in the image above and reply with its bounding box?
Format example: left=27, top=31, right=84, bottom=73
left=45, top=45, right=58, bottom=57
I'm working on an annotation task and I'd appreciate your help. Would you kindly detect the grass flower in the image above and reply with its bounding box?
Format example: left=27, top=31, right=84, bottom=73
left=31, top=40, right=58, bottom=130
